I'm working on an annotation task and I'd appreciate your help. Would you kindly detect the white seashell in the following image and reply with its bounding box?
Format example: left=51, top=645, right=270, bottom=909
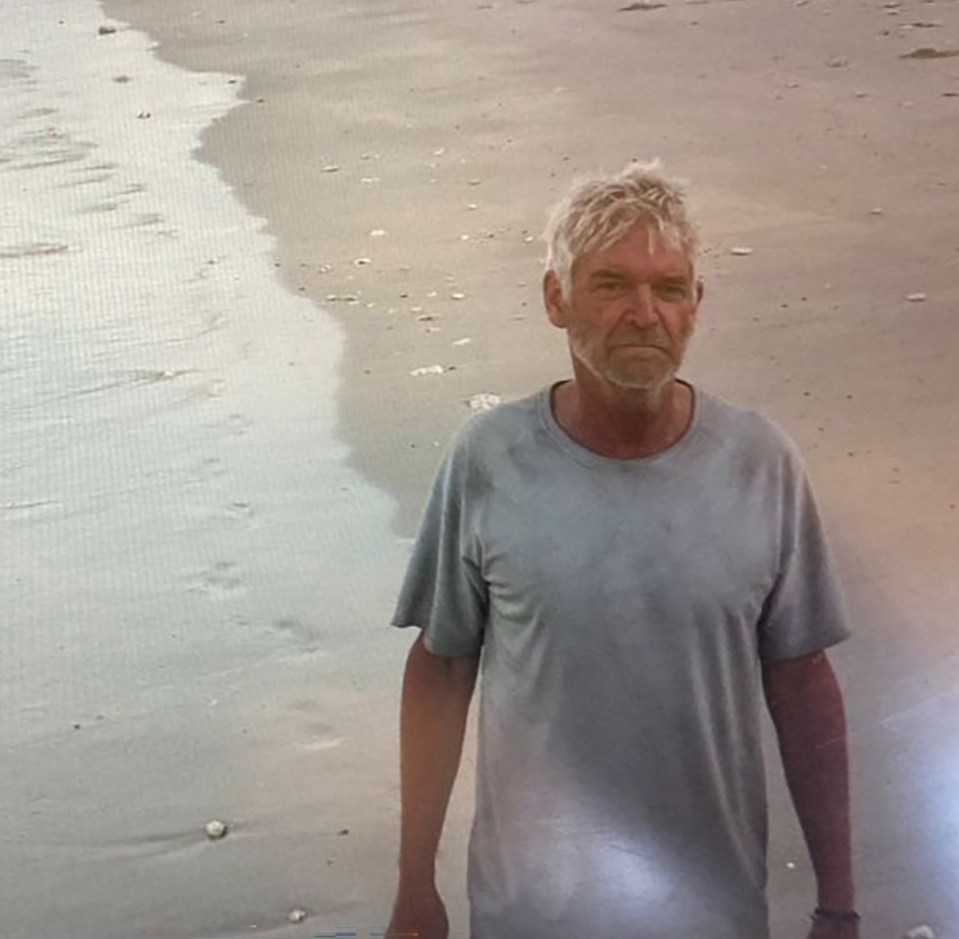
left=906, top=293, right=927, bottom=302
left=288, top=908, right=309, bottom=924
left=353, top=257, right=372, bottom=266
left=452, top=338, right=473, bottom=346
left=411, top=365, right=446, bottom=377
left=451, top=292, right=466, bottom=300
left=205, top=819, right=228, bottom=840
left=905, top=927, right=935, bottom=939
left=468, top=393, right=501, bottom=411
left=730, top=246, right=754, bottom=256
left=321, top=165, right=340, bottom=173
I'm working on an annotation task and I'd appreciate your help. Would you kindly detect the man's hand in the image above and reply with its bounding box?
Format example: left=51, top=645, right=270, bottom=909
left=385, top=882, right=449, bottom=939
left=805, top=915, right=861, bottom=939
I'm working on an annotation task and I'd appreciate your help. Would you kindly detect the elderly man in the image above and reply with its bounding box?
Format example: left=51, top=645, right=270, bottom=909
left=385, top=162, right=858, bottom=939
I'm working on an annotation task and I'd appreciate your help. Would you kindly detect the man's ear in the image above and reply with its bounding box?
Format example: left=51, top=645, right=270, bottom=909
left=543, top=270, right=569, bottom=329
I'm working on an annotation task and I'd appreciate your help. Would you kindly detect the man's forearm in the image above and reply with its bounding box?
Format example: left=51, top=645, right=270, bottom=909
left=763, top=652, right=854, bottom=911
left=397, top=636, right=479, bottom=887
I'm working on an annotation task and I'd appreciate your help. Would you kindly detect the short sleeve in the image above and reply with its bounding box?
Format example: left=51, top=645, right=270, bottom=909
left=390, top=430, right=488, bottom=657
left=757, top=446, right=852, bottom=662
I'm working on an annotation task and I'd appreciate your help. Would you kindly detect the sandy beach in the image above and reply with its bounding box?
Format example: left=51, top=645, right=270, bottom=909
left=3, top=0, right=958, bottom=935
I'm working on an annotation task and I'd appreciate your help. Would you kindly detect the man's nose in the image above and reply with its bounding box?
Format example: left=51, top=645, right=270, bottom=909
left=623, top=284, right=659, bottom=326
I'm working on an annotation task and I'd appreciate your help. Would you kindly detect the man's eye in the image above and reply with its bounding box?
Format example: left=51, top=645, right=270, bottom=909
left=656, top=284, right=687, bottom=298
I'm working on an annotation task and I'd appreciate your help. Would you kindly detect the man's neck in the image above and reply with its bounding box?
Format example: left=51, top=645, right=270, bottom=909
left=552, top=377, right=692, bottom=460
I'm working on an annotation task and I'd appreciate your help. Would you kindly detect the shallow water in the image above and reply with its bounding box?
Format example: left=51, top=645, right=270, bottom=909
left=1, top=3, right=410, bottom=935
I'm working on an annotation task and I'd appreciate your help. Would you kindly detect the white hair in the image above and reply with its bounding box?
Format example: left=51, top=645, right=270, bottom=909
left=542, top=159, right=700, bottom=301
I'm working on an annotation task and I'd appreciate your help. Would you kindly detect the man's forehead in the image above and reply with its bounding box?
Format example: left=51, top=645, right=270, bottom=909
left=576, top=243, right=695, bottom=279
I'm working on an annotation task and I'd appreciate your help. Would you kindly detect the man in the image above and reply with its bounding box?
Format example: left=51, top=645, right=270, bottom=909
left=385, top=162, right=858, bottom=939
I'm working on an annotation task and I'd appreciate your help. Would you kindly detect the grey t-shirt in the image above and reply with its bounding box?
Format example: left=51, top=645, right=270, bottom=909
left=391, top=380, right=851, bottom=939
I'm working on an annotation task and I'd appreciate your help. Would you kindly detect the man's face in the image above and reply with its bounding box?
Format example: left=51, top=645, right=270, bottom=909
left=544, top=223, right=703, bottom=393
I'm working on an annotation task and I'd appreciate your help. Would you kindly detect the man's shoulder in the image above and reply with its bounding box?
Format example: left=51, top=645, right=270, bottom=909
left=702, top=388, right=805, bottom=467
left=448, top=388, right=542, bottom=458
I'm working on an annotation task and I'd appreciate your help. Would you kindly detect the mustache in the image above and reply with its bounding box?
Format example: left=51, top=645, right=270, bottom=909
left=609, top=332, right=670, bottom=347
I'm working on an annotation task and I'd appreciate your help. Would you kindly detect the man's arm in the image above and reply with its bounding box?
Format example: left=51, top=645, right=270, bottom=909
left=396, top=632, right=480, bottom=889
left=762, top=650, right=855, bottom=913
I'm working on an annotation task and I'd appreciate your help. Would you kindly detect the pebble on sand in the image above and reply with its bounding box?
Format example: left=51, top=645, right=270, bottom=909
left=353, top=257, right=372, bottom=266
left=825, top=56, right=850, bottom=68
left=98, top=24, right=117, bottom=35
left=322, top=165, right=340, bottom=173
left=204, top=820, right=228, bottom=840
left=288, top=909, right=309, bottom=924
left=906, top=293, right=927, bottom=302
left=451, top=292, right=466, bottom=300
left=730, top=247, right=754, bottom=256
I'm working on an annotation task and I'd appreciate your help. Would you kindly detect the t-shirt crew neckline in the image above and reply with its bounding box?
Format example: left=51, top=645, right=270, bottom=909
left=538, top=378, right=705, bottom=470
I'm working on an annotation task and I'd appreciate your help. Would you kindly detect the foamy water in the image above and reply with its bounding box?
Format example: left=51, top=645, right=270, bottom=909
left=1, top=3, right=411, bottom=934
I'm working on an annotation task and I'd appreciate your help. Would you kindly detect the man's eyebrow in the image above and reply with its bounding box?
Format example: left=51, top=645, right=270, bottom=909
left=589, top=269, right=629, bottom=280
left=589, top=269, right=691, bottom=283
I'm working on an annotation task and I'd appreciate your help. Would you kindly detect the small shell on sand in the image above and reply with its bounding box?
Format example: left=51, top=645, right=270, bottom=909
left=468, top=393, right=501, bottom=411
left=451, top=292, right=466, bottom=300
left=906, top=293, right=927, bottom=302
left=730, top=246, right=754, bottom=256
left=205, top=820, right=228, bottom=840
left=288, top=908, right=308, bottom=924
left=905, top=927, right=936, bottom=939
left=411, top=365, right=446, bottom=377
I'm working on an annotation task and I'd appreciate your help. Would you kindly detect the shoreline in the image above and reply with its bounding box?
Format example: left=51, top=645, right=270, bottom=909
left=83, top=0, right=959, bottom=934
left=100, top=0, right=959, bottom=535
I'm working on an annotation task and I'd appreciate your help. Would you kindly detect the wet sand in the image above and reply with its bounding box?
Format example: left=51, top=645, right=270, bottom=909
left=17, top=0, right=959, bottom=935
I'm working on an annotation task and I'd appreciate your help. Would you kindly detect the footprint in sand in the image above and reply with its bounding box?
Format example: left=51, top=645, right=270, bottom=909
left=189, top=561, right=243, bottom=598
left=288, top=701, right=343, bottom=752
left=186, top=456, right=227, bottom=484
left=271, top=617, right=324, bottom=654
left=225, top=413, right=254, bottom=436
left=222, top=500, right=255, bottom=521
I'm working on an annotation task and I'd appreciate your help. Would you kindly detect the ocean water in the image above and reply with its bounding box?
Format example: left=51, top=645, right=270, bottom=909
left=0, top=2, right=411, bottom=935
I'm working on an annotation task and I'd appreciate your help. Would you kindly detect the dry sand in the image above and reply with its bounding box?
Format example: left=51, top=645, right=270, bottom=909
left=16, top=0, right=959, bottom=934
